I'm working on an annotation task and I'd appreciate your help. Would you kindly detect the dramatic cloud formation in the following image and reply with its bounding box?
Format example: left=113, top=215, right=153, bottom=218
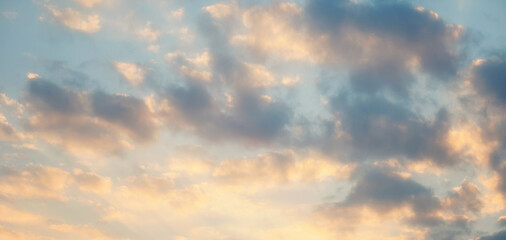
left=0, top=0, right=504, bottom=239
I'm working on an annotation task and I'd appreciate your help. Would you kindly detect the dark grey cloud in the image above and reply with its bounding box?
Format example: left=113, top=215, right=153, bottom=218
left=24, top=79, right=157, bottom=154
left=489, top=148, right=506, bottom=196
left=470, top=54, right=506, bottom=196
left=425, top=216, right=473, bottom=240
left=471, top=54, right=506, bottom=106
left=318, top=167, right=479, bottom=238
left=341, top=168, right=441, bottom=215
left=26, top=79, right=85, bottom=115
left=163, top=81, right=292, bottom=144
left=91, top=91, right=156, bottom=142
left=321, top=93, right=456, bottom=165
left=349, top=59, right=414, bottom=97
left=279, top=0, right=467, bottom=166
left=318, top=168, right=443, bottom=231
left=477, top=230, right=506, bottom=240
left=468, top=54, right=506, bottom=198
left=305, top=0, right=464, bottom=95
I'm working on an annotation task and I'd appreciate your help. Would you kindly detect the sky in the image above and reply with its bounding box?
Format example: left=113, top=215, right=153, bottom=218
left=0, top=0, right=505, bottom=239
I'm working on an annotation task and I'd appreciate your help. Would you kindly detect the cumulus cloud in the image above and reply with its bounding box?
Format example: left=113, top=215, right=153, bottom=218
left=138, top=21, right=160, bottom=43
left=161, top=84, right=292, bottom=144
left=468, top=54, right=506, bottom=198
left=330, top=168, right=440, bottom=217
left=166, top=51, right=212, bottom=82
left=157, top=18, right=294, bottom=145
left=47, top=7, right=101, bottom=33
left=442, top=181, right=483, bottom=215
left=232, top=2, right=311, bottom=62
left=236, top=0, right=465, bottom=93
left=320, top=93, right=457, bottom=165
left=91, top=91, right=156, bottom=142
left=305, top=0, right=463, bottom=75
left=471, top=54, right=506, bottom=106
left=3, top=1, right=504, bottom=239
left=25, top=79, right=157, bottom=155
left=218, top=0, right=468, bottom=166
left=318, top=168, right=478, bottom=239
left=114, top=62, right=146, bottom=86
left=426, top=216, right=473, bottom=240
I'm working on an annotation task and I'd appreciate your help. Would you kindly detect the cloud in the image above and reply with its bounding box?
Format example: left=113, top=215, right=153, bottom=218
left=0, top=225, right=33, bottom=240
left=0, top=114, right=21, bottom=142
left=235, top=0, right=465, bottom=95
left=159, top=25, right=293, bottom=145
left=72, top=169, right=111, bottom=194
left=27, top=73, right=40, bottom=79
left=166, top=51, right=212, bottom=82
left=0, top=165, right=69, bottom=200
left=442, top=181, right=483, bottom=215
left=161, top=84, right=292, bottom=144
left=497, top=216, right=506, bottom=227
left=425, top=215, right=473, bottom=240
left=213, top=150, right=353, bottom=188
left=26, top=78, right=86, bottom=115
left=305, top=0, right=464, bottom=78
left=138, top=21, right=160, bottom=43
left=171, top=8, right=184, bottom=20
left=232, top=2, right=310, bottom=62
left=116, top=173, right=206, bottom=213
left=137, top=21, right=161, bottom=52
left=49, top=224, right=124, bottom=240
left=0, top=204, right=44, bottom=224
left=471, top=54, right=506, bottom=106
left=114, top=62, right=145, bottom=86
left=320, top=93, right=457, bottom=165
left=90, top=91, right=157, bottom=142
left=466, top=54, right=506, bottom=199
left=202, top=2, right=239, bottom=19
left=338, top=168, right=440, bottom=217
left=446, top=121, right=495, bottom=166
left=47, top=7, right=101, bottom=33
left=25, top=79, right=157, bottom=155
left=476, top=230, right=506, bottom=240
left=317, top=167, right=479, bottom=239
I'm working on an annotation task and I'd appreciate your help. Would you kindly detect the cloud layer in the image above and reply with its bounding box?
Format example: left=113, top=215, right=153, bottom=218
left=0, top=0, right=504, bottom=239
